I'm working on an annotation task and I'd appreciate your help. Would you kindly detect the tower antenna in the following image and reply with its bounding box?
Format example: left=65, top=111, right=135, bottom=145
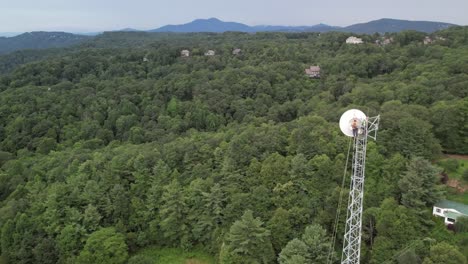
left=339, top=109, right=380, bottom=264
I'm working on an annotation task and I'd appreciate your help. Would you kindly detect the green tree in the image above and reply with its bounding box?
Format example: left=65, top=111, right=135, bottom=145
left=279, top=223, right=335, bottom=264
left=396, top=248, right=421, bottom=264
left=35, top=137, right=57, bottom=154
left=32, top=237, right=58, bottom=264
left=159, top=179, right=189, bottom=247
left=220, top=210, right=275, bottom=264
left=455, top=216, right=468, bottom=233
left=0, top=220, right=14, bottom=262
left=76, top=227, right=128, bottom=264
left=380, top=114, right=440, bottom=159
left=83, top=204, right=102, bottom=232
left=191, top=183, right=226, bottom=250
left=371, top=198, right=420, bottom=264
left=398, top=157, right=443, bottom=216
left=422, top=242, right=466, bottom=264
left=278, top=238, right=309, bottom=264
left=167, top=97, right=179, bottom=117
left=0, top=151, right=13, bottom=166
left=301, top=224, right=335, bottom=264
left=56, top=224, right=85, bottom=262
left=268, top=207, right=293, bottom=253
left=431, top=100, right=467, bottom=153
left=129, top=126, right=145, bottom=144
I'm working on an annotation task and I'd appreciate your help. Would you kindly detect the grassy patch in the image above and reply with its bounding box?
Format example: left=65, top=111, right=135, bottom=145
left=453, top=159, right=468, bottom=182
left=129, top=247, right=215, bottom=264
left=437, top=158, right=468, bottom=182
left=446, top=186, right=468, bottom=204
left=438, top=156, right=468, bottom=204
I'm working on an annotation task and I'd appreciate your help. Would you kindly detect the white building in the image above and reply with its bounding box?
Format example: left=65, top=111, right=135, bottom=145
left=232, top=48, right=242, bottom=55
left=433, top=200, right=468, bottom=225
left=205, top=50, right=215, bottom=56
left=423, top=36, right=433, bottom=45
left=181, top=50, right=190, bottom=57
left=346, top=36, right=363, bottom=44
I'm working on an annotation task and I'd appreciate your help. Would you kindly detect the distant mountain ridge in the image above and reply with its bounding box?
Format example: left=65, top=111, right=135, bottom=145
left=0, top=31, right=89, bottom=54
left=149, top=17, right=457, bottom=34
left=0, top=18, right=459, bottom=56
left=342, top=18, right=455, bottom=33
left=150, top=18, right=339, bottom=33
left=151, top=18, right=252, bottom=33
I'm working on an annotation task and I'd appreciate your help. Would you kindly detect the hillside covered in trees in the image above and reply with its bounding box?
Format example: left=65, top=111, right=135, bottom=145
left=0, top=32, right=89, bottom=55
left=0, top=27, right=467, bottom=264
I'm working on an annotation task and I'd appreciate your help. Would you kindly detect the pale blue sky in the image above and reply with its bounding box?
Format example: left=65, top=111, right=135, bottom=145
left=1, top=0, right=467, bottom=32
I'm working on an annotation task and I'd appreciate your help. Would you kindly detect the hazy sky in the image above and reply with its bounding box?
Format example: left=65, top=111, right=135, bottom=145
left=1, top=0, right=467, bottom=32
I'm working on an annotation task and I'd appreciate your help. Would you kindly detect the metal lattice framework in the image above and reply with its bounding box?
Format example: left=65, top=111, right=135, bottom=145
left=341, top=115, right=380, bottom=264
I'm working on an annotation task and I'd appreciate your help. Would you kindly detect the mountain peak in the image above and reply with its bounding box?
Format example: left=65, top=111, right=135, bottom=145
left=192, top=18, right=222, bottom=23
left=343, top=18, right=457, bottom=33
left=0, top=31, right=89, bottom=54
left=151, top=18, right=252, bottom=33
left=148, top=18, right=456, bottom=34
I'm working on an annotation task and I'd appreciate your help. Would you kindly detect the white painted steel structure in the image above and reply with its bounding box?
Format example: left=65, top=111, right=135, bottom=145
left=340, top=111, right=380, bottom=264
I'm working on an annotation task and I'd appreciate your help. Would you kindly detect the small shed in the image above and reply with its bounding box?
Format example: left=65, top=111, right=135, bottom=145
left=205, top=50, right=215, bottom=56
left=232, top=48, right=242, bottom=55
left=305, top=66, right=321, bottom=78
left=181, top=50, right=190, bottom=57
left=433, top=200, right=468, bottom=225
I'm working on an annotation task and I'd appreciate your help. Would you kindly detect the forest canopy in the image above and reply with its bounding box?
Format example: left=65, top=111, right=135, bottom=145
left=0, top=27, right=467, bottom=263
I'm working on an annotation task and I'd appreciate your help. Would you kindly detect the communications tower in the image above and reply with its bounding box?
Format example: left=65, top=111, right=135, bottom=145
left=339, top=109, right=380, bottom=264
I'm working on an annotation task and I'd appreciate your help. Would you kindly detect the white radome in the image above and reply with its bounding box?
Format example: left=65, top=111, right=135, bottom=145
left=339, top=109, right=366, bottom=137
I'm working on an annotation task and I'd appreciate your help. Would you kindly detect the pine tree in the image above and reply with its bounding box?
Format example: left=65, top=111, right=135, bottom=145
left=268, top=207, right=293, bottom=253
left=192, top=183, right=226, bottom=248
left=278, top=238, right=309, bottom=264
left=301, top=224, right=334, bottom=264
left=221, top=210, right=275, bottom=264
left=398, top=157, right=443, bottom=228
left=279, top=223, right=335, bottom=264
left=159, top=179, right=188, bottom=247
left=399, top=157, right=442, bottom=210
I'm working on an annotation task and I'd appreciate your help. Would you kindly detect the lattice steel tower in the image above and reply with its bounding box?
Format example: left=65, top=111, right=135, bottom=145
left=339, top=110, right=380, bottom=264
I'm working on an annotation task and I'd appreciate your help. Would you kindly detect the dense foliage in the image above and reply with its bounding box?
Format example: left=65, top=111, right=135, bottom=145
left=0, top=27, right=467, bottom=263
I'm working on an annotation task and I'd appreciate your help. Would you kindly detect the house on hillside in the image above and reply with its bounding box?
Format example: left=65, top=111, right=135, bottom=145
left=205, top=50, right=215, bottom=56
left=435, top=36, right=447, bottom=42
left=232, top=48, right=242, bottom=55
left=376, top=37, right=393, bottom=46
left=423, top=36, right=433, bottom=45
left=433, top=200, right=468, bottom=225
left=305, top=66, right=321, bottom=78
left=346, top=36, right=363, bottom=44
left=181, top=50, right=190, bottom=57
